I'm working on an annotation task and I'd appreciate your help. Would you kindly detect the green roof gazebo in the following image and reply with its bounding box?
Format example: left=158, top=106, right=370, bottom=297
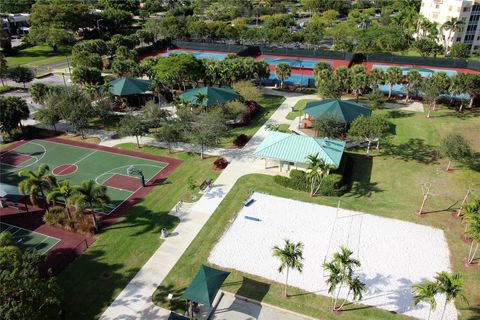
left=109, top=78, right=152, bottom=96
left=181, top=265, right=230, bottom=308
left=254, top=132, right=345, bottom=172
left=303, top=99, right=371, bottom=124
left=178, top=87, right=240, bottom=107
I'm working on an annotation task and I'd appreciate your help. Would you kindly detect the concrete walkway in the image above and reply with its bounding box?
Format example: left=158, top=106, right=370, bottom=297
left=100, top=90, right=313, bottom=320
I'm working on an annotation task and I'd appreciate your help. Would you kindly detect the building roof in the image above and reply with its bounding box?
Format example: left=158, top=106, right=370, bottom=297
left=109, top=78, right=152, bottom=96
left=303, top=99, right=371, bottom=123
left=253, top=132, right=345, bottom=168
left=178, top=86, right=240, bottom=107
left=181, top=265, right=230, bottom=307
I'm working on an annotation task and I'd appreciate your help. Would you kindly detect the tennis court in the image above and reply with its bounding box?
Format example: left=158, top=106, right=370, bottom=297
left=0, top=138, right=174, bottom=214
left=0, top=222, right=59, bottom=254
left=161, top=49, right=229, bottom=60
left=372, top=64, right=458, bottom=77
left=261, top=56, right=332, bottom=69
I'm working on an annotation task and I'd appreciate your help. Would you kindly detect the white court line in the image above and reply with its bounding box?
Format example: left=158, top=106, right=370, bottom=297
left=40, top=139, right=169, bottom=166
left=53, top=150, right=99, bottom=176
left=0, top=141, right=47, bottom=171
left=0, top=222, right=61, bottom=242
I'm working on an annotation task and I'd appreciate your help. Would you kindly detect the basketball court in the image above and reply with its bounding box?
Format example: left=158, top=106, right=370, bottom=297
left=0, top=222, right=59, bottom=255
left=0, top=138, right=177, bottom=214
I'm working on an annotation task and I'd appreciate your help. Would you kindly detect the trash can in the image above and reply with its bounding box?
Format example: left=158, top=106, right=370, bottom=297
left=161, top=228, right=168, bottom=238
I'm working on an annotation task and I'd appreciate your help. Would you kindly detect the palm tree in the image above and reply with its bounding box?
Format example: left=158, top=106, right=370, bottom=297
left=46, top=179, right=75, bottom=221
left=465, top=213, right=480, bottom=264
left=306, top=153, right=334, bottom=197
left=323, top=246, right=363, bottom=311
left=442, top=18, right=464, bottom=54
left=434, top=272, right=468, bottom=320
left=333, top=245, right=361, bottom=276
left=405, top=70, right=422, bottom=103
left=450, top=73, right=468, bottom=111
left=461, top=198, right=479, bottom=238
left=18, top=164, right=55, bottom=208
left=73, top=179, right=110, bottom=232
left=323, top=260, right=344, bottom=310
left=272, top=239, right=304, bottom=297
left=275, top=63, right=291, bottom=88
left=195, top=92, right=208, bottom=108
left=336, top=276, right=366, bottom=310
left=368, top=69, right=385, bottom=92
left=385, top=67, right=403, bottom=99
left=412, top=280, right=438, bottom=320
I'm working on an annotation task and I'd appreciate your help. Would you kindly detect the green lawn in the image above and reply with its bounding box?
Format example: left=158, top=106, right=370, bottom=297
left=6, top=45, right=72, bottom=67
left=219, top=95, right=285, bottom=148
left=285, top=98, right=316, bottom=120
left=154, top=107, right=480, bottom=319
left=57, top=144, right=221, bottom=320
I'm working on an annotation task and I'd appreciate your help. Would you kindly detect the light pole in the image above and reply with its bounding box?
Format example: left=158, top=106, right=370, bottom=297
left=62, top=73, right=67, bottom=87
left=96, top=19, right=103, bottom=37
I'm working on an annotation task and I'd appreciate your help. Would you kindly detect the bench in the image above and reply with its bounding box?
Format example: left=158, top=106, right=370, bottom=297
left=199, top=179, right=213, bottom=192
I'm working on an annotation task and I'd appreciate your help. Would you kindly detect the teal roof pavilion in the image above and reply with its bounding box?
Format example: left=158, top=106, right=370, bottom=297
left=303, top=99, right=371, bottom=124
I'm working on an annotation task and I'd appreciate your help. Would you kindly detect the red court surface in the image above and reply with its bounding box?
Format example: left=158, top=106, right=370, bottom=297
left=103, top=174, right=141, bottom=192
left=0, top=152, right=32, bottom=166
left=0, top=137, right=182, bottom=274
left=52, top=164, right=78, bottom=176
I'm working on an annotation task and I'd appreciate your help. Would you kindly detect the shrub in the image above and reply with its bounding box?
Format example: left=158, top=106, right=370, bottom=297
left=213, top=157, right=228, bottom=170
left=274, top=169, right=344, bottom=196
left=232, top=134, right=249, bottom=147
left=241, top=102, right=260, bottom=124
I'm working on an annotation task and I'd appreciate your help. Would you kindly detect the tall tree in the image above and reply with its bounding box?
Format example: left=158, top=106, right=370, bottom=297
left=0, top=96, right=30, bottom=136
left=186, top=111, right=227, bottom=159
left=0, top=249, right=61, bottom=320
left=434, top=272, right=467, bottom=320
left=73, top=179, right=110, bottom=232
left=412, top=280, right=438, bottom=320
left=46, top=179, right=75, bottom=221
left=275, top=63, right=291, bottom=88
left=306, top=153, right=334, bottom=197
left=348, top=114, right=391, bottom=154
left=154, top=120, right=181, bottom=153
left=440, top=133, right=472, bottom=171
left=116, top=114, right=146, bottom=148
left=8, top=66, right=34, bottom=88
left=272, top=239, right=304, bottom=297
left=385, top=67, right=403, bottom=99
left=18, top=164, right=54, bottom=208
left=442, top=18, right=464, bottom=54
left=465, top=212, right=480, bottom=265
left=0, top=54, right=8, bottom=86
left=404, top=69, right=422, bottom=103
left=368, top=68, right=385, bottom=92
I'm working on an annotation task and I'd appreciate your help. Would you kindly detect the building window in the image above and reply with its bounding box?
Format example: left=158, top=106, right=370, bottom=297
left=463, top=7, right=470, bottom=12
left=435, top=4, right=440, bottom=8
left=477, top=36, right=480, bottom=40
left=457, top=37, right=462, bottom=41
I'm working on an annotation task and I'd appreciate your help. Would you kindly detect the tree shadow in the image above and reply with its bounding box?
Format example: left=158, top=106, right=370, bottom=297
left=102, top=203, right=180, bottom=238
left=387, top=110, right=414, bottom=119
left=467, top=152, right=480, bottom=172
left=381, top=139, right=439, bottom=164
left=234, top=277, right=270, bottom=303
left=343, top=153, right=382, bottom=198
left=152, top=283, right=187, bottom=314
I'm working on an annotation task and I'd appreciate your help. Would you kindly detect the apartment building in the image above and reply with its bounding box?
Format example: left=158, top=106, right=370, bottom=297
left=420, top=0, right=480, bottom=52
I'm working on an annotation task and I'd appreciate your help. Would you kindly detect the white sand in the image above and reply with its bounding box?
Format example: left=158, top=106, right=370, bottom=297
left=209, top=193, right=456, bottom=320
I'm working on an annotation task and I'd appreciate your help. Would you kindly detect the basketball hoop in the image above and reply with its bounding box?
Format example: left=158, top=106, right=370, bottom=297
left=126, top=165, right=145, bottom=187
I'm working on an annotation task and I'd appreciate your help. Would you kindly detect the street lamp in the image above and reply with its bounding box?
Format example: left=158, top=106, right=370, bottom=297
left=61, top=73, right=67, bottom=87
left=96, top=19, right=103, bottom=37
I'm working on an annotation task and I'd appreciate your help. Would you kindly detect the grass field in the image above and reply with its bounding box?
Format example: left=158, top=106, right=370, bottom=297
left=5, top=45, right=72, bottom=67
left=285, top=98, right=316, bottom=120
left=0, top=222, right=59, bottom=255
left=57, top=144, right=221, bottom=320
left=219, top=95, right=285, bottom=148
left=154, top=107, right=480, bottom=319
left=1, top=139, right=167, bottom=213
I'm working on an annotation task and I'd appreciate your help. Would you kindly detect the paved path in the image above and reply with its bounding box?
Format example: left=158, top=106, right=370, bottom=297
left=100, top=90, right=314, bottom=320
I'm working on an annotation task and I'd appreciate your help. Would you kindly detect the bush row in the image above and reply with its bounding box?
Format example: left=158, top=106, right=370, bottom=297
left=273, top=169, right=345, bottom=196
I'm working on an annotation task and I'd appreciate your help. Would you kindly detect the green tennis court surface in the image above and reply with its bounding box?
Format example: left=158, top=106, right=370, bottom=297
left=0, top=222, right=60, bottom=254
left=0, top=139, right=167, bottom=214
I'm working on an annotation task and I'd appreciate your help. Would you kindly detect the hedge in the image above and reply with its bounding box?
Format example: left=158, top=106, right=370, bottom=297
left=273, top=169, right=345, bottom=196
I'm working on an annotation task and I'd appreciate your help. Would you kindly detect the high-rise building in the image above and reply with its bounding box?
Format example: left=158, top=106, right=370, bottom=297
left=420, top=0, right=480, bottom=53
